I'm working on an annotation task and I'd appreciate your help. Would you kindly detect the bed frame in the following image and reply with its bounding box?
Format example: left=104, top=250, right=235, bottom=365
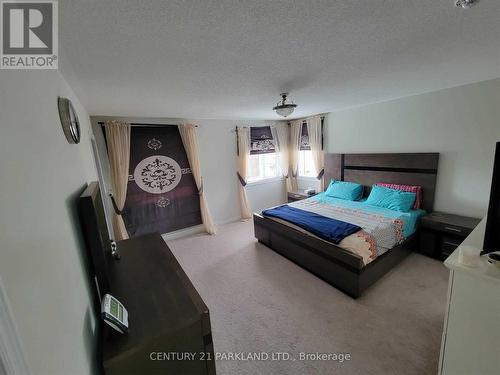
left=254, top=153, right=439, bottom=298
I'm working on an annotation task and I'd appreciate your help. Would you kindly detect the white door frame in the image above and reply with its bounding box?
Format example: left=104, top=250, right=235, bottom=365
left=90, top=137, right=115, bottom=239
left=0, top=275, right=31, bottom=375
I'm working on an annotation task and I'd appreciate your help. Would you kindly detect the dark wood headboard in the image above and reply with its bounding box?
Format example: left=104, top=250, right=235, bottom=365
left=324, top=153, right=439, bottom=212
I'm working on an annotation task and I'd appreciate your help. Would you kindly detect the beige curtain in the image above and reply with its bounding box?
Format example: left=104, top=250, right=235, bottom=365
left=237, top=127, right=252, bottom=220
left=178, top=124, right=217, bottom=234
left=271, top=122, right=292, bottom=192
left=104, top=120, right=131, bottom=241
left=289, top=120, right=302, bottom=192
left=306, top=116, right=325, bottom=191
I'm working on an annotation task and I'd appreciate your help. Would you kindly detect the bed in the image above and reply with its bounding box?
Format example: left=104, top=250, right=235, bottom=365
left=253, top=153, right=439, bottom=298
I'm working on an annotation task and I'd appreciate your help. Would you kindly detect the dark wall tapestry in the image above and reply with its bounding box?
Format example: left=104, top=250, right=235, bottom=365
left=123, top=126, right=202, bottom=237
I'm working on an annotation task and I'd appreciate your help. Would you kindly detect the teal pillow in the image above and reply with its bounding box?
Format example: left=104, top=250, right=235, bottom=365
left=325, top=180, right=363, bottom=201
left=365, top=185, right=416, bottom=212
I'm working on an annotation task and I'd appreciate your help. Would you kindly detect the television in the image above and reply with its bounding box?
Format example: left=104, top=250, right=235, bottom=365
left=482, top=142, right=500, bottom=255
left=78, top=181, right=113, bottom=307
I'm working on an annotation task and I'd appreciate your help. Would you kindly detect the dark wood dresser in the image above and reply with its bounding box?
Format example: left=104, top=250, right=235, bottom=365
left=102, top=233, right=216, bottom=375
left=419, top=212, right=481, bottom=261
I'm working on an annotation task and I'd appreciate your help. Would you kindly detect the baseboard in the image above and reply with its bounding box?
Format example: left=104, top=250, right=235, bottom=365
left=162, top=224, right=205, bottom=241
left=216, top=216, right=242, bottom=225
left=162, top=217, right=252, bottom=242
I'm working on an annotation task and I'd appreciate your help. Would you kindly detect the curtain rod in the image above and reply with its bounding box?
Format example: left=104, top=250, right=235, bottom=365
left=98, top=121, right=197, bottom=127
left=231, top=117, right=324, bottom=132
left=289, top=115, right=325, bottom=124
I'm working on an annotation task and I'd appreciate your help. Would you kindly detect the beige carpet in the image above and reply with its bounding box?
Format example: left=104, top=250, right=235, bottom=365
left=167, top=220, right=449, bottom=375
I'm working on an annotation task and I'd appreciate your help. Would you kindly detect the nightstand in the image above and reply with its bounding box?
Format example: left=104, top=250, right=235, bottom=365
left=287, top=190, right=317, bottom=203
left=419, top=212, right=481, bottom=260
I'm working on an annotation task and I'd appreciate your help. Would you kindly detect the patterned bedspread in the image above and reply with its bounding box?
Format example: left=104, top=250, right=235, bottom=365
left=286, top=199, right=405, bottom=265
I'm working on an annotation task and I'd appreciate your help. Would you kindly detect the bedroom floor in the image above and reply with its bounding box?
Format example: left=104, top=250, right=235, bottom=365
left=167, top=220, right=449, bottom=375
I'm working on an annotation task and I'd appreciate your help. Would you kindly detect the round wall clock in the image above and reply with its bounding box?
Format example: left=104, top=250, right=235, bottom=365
left=57, top=96, right=81, bottom=144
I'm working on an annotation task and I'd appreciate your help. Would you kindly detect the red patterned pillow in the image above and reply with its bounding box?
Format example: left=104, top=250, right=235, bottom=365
left=375, top=183, right=422, bottom=209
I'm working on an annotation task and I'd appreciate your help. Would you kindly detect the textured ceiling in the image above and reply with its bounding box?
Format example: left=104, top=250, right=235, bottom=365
left=60, top=0, right=500, bottom=120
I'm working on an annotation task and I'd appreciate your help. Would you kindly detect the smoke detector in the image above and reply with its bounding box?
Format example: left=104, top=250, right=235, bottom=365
left=455, top=0, right=480, bottom=8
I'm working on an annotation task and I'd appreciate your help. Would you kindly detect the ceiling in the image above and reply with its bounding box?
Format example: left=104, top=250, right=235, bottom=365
left=60, top=0, right=500, bottom=120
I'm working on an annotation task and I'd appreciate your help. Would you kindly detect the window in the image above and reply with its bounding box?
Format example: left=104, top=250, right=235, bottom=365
left=248, top=152, right=281, bottom=182
left=247, top=125, right=281, bottom=183
left=298, top=150, right=316, bottom=177
left=297, top=122, right=316, bottom=178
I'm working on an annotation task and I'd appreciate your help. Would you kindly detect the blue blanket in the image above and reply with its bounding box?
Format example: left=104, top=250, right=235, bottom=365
left=262, top=205, right=361, bottom=244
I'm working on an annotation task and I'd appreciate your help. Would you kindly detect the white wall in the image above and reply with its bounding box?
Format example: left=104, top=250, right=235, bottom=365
left=297, top=177, right=321, bottom=193
left=195, top=119, right=287, bottom=222
left=0, top=71, right=98, bottom=375
left=90, top=116, right=287, bottom=229
left=246, top=178, right=287, bottom=213
left=325, top=78, right=500, bottom=218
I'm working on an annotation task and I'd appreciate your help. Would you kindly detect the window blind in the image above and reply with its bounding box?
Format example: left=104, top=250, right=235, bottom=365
left=250, top=126, right=275, bottom=155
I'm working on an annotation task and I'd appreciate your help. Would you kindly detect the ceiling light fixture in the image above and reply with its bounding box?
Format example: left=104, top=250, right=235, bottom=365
left=273, top=93, right=297, bottom=117
left=455, top=0, right=480, bottom=8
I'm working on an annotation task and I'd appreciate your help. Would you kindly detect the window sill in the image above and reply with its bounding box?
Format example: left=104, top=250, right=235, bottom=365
left=247, top=176, right=285, bottom=187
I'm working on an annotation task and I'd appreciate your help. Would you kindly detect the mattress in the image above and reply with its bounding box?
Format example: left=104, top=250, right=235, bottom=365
left=265, top=192, right=425, bottom=265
